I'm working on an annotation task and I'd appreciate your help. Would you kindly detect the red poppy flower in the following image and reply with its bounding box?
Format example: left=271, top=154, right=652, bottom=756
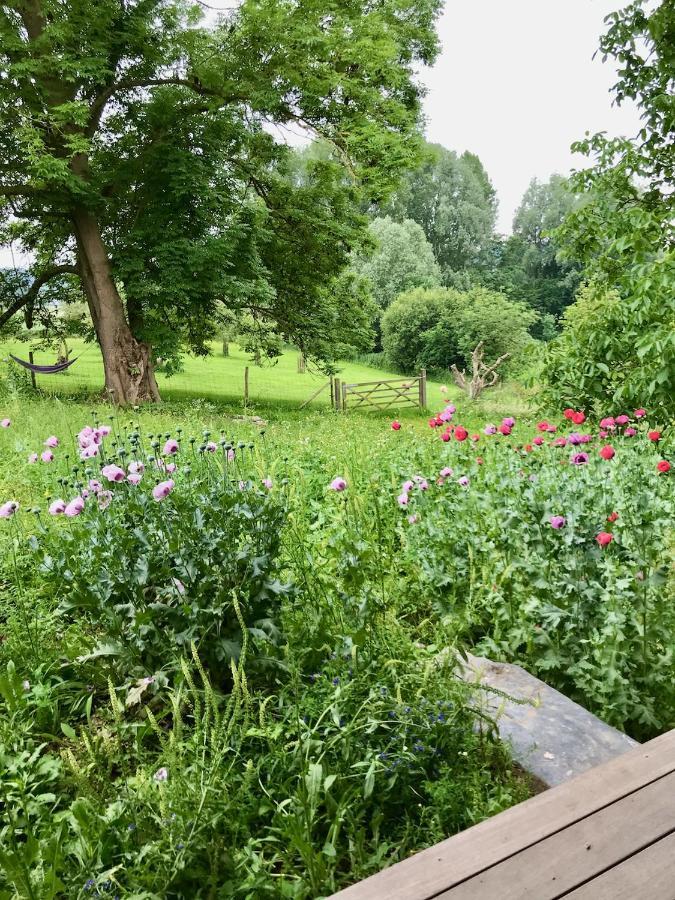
left=563, top=408, right=575, bottom=420
left=596, top=532, right=613, bottom=547
left=648, top=430, right=661, bottom=442
left=428, top=418, right=437, bottom=428
left=498, top=424, right=512, bottom=436
left=657, top=460, right=670, bottom=474
left=599, top=445, right=615, bottom=460
left=607, top=512, right=619, bottom=523
left=533, top=436, right=544, bottom=446
left=524, top=444, right=533, bottom=452
left=571, top=411, right=586, bottom=425
left=440, top=431, right=451, bottom=442
left=391, top=421, right=401, bottom=431
left=454, top=426, right=468, bottom=442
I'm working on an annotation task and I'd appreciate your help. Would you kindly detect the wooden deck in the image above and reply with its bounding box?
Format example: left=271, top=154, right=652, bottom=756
left=332, top=728, right=675, bottom=900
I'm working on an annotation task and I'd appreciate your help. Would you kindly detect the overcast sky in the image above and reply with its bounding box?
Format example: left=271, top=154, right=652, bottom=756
left=424, top=0, right=642, bottom=232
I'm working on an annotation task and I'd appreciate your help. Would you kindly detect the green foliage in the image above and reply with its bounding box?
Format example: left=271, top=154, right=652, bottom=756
left=0, top=0, right=442, bottom=373
left=34, top=434, right=291, bottom=683
left=351, top=216, right=442, bottom=312
left=378, top=142, right=497, bottom=282
left=398, top=417, right=675, bottom=738
left=543, top=0, right=675, bottom=417
left=381, top=287, right=537, bottom=375
left=477, top=176, right=581, bottom=334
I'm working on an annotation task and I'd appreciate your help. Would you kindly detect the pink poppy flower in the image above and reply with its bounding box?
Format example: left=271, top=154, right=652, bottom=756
left=599, top=417, right=615, bottom=429
left=445, top=403, right=456, bottom=414
left=96, top=425, right=111, bottom=439
left=227, top=449, right=235, bottom=462
left=402, top=480, right=414, bottom=493
left=391, top=420, right=402, bottom=430
left=553, top=437, right=567, bottom=447
left=634, top=408, right=646, bottom=418
left=101, top=464, right=126, bottom=483
left=329, top=477, right=347, bottom=492
left=80, top=443, right=99, bottom=460
left=127, top=472, right=142, bottom=485
left=262, top=478, right=273, bottom=489
left=152, top=480, right=175, bottom=501
left=549, top=515, right=566, bottom=529
left=533, top=436, right=544, bottom=446
left=165, top=462, right=176, bottom=474
left=64, top=497, right=85, bottom=518
left=205, top=441, right=217, bottom=452
left=88, top=479, right=102, bottom=493
left=407, top=514, right=419, bottom=524
left=502, top=417, right=516, bottom=428
left=483, top=424, right=497, bottom=435
left=624, top=427, right=637, bottom=437
left=498, top=424, right=511, bottom=436
left=49, top=499, right=66, bottom=516
left=153, top=767, right=168, bottom=782
left=397, top=493, right=409, bottom=507
left=439, top=467, right=453, bottom=478
left=163, top=439, right=179, bottom=456
left=128, top=461, right=145, bottom=475
left=0, top=418, right=10, bottom=428
left=0, top=500, right=18, bottom=518
left=615, top=414, right=630, bottom=426
left=28, top=453, right=38, bottom=464
left=44, top=435, right=59, bottom=448
left=41, top=450, right=54, bottom=463
left=458, top=475, right=469, bottom=487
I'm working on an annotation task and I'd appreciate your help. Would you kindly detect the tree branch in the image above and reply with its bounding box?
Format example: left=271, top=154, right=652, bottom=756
left=0, top=264, right=79, bottom=330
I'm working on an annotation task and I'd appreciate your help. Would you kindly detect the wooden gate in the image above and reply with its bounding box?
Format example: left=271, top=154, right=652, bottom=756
left=332, top=370, right=426, bottom=411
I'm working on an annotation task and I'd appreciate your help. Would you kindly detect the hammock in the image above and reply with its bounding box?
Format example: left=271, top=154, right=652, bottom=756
left=10, top=353, right=79, bottom=375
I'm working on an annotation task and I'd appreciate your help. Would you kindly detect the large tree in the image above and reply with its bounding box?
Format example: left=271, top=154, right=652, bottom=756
left=377, top=141, right=497, bottom=283
left=0, top=0, right=441, bottom=403
left=478, top=175, right=581, bottom=336
left=543, top=0, right=674, bottom=416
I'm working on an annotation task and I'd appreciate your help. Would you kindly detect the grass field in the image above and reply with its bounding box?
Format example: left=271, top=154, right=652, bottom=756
left=0, top=337, right=534, bottom=422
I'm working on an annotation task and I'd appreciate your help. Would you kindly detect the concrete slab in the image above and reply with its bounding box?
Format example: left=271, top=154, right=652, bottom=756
left=461, top=654, right=639, bottom=787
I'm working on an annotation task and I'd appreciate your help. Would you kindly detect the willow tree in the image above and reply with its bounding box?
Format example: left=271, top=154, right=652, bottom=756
left=0, top=0, right=441, bottom=403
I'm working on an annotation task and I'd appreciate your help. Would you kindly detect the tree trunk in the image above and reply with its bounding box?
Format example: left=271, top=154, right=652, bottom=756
left=72, top=208, right=160, bottom=404
left=222, top=339, right=229, bottom=356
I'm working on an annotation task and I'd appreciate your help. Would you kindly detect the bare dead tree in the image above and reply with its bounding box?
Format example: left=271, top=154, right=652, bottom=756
left=450, top=342, right=510, bottom=401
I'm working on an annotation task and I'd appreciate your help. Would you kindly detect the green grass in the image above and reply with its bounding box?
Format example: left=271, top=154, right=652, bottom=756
left=1, top=337, right=534, bottom=428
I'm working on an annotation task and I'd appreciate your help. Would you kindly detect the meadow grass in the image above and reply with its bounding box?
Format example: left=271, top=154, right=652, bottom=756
left=0, top=337, right=534, bottom=419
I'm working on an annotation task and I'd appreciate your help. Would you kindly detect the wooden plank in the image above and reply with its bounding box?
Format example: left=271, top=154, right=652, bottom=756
left=440, top=769, right=675, bottom=899
left=299, top=380, right=330, bottom=409
left=562, top=830, right=675, bottom=899
left=329, top=729, right=675, bottom=900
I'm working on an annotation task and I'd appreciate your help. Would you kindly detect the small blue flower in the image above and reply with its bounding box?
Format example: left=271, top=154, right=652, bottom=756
left=332, top=677, right=340, bottom=686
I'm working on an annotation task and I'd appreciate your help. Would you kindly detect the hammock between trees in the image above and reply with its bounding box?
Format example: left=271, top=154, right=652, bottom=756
left=10, top=354, right=79, bottom=375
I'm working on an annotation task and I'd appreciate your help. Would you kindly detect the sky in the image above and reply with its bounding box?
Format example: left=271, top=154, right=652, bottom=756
left=422, top=0, right=642, bottom=232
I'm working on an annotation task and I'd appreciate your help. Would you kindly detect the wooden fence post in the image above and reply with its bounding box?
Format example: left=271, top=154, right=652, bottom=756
left=297, top=353, right=306, bottom=373
left=329, top=376, right=334, bottom=408
left=244, top=366, right=249, bottom=406
left=334, top=378, right=341, bottom=411
left=419, top=368, right=427, bottom=408
left=28, top=351, right=37, bottom=391
left=341, top=382, right=347, bottom=411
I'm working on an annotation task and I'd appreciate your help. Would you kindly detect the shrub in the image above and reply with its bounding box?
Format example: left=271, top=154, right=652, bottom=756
left=33, top=427, right=291, bottom=683
left=381, top=286, right=537, bottom=375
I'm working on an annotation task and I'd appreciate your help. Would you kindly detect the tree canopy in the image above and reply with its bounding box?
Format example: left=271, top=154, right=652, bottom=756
left=377, top=142, right=497, bottom=283
left=0, top=0, right=442, bottom=402
left=542, top=0, right=675, bottom=416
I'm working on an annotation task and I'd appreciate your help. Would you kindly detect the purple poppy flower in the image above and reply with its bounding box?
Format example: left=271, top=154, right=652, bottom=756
left=483, top=423, right=497, bottom=435
left=549, top=515, right=566, bottom=529
left=262, top=477, right=273, bottom=489
left=0, top=418, right=10, bottom=428
left=571, top=452, right=589, bottom=465
left=101, top=464, right=126, bottom=483
left=64, top=497, right=85, bottom=518
left=80, top=444, right=99, bottom=460
left=128, top=461, right=145, bottom=475
left=153, top=767, right=168, bottom=782
left=152, top=479, right=175, bottom=501
left=163, top=439, right=178, bottom=456
left=88, top=479, right=102, bottom=493
left=44, top=435, right=59, bottom=448
left=397, top=493, right=409, bottom=507
left=205, top=441, right=217, bottom=453
left=407, top=514, right=419, bottom=524
left=0, top=500, right=18, bottom=518
left=127, top=472, right=142, bottom=485
left=329, top=477, right=347, bottom=492
left=98, top=490, right=113, bottom=510
left=439, top=466, right=453, bottom=478
left=502, top=417, right=516, bottom=428
left=567, top=432, right=583, bottom=446
left=458, top=475, right=469, bottom=487
left=41, top=450, right=54, bottom=463
left=49, top=499, right=66, bottom=515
